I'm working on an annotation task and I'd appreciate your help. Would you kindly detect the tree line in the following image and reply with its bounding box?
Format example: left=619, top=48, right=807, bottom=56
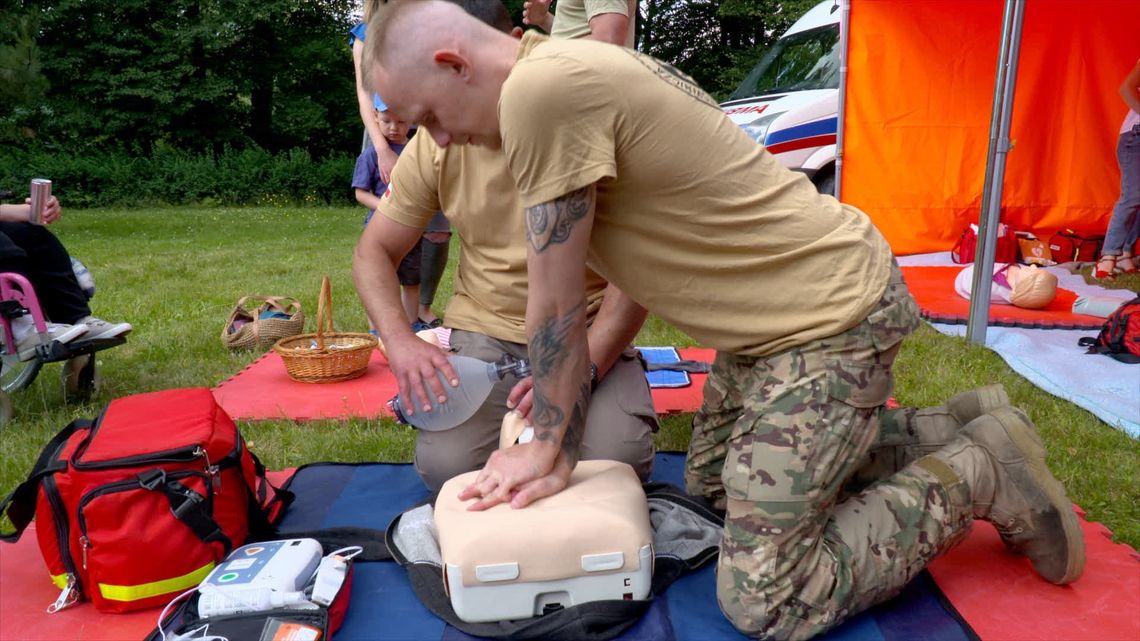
left=0, top=0, right=814, bottom=203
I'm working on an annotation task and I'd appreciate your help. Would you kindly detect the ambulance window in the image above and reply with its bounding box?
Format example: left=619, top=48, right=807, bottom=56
left=728, top=24, right=841, bottom=100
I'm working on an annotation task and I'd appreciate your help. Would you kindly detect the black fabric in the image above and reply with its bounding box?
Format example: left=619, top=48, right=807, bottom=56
left=384, top=481, right=723, bottom=641
left=158, top=478, right=233, bottom=553
left=270, top=526, right=391, bottom=561
left=0, top=222, right=91, bottom=324
left=1081, top=295, right=1140, bottom=364
left=0, top=418, right=91, bottom=542
left=146, top=600, right=331, bottom=641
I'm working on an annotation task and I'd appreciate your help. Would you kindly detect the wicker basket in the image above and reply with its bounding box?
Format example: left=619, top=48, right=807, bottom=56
left=272, top=277, right=377, bottom=383
left=222, top=295, right=305, bottom=351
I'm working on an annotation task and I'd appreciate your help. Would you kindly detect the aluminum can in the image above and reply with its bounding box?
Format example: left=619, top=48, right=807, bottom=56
left=29, top=178, right=52, bottom=224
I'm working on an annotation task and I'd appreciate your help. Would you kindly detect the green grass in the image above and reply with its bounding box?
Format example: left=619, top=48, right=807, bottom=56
left=2, top=206, right=1137, bottom=551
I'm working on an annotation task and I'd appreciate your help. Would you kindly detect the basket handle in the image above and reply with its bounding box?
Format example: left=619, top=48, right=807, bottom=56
left=315, top=277, right=335, bottom=350
left=260, top=296, right=302, bottom=316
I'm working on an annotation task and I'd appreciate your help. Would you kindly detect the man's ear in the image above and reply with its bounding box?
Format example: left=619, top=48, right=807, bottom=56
left=510, top=26, right=524, bottom=39
left=432, top=50, right=470, bottom=79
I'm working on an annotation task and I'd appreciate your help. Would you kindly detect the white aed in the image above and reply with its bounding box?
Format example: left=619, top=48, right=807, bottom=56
left=434, top=459, right=653, bottom=623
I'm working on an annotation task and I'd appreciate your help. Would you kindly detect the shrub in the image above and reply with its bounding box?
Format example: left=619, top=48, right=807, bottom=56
left=0, top=146, right=356, bottom=208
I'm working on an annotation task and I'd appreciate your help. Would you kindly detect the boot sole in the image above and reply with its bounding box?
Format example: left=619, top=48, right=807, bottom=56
left=992, top=407, right=1085, bottom=584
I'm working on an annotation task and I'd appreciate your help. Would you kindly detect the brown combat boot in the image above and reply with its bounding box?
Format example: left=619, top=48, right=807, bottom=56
left=945, top=384, right=1010, bottom=427
left=935, top=406, right=1085, bottom=584
left=847, top=385, right=1011, bottom=494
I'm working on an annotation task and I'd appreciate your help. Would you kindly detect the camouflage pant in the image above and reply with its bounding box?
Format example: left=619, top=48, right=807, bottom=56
left=685, top=263, right=973, bottom=641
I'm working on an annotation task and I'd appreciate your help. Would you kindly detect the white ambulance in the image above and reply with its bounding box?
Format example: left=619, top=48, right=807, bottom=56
left=720, top=0, right=841, bottom=194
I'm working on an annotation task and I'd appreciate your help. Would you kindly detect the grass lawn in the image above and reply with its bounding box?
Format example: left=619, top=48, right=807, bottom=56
left=2, top=206, right=1137, bottom=550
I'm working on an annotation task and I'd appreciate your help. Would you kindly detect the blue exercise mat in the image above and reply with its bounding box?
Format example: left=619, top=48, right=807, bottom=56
left=277, top=455, right=976, bottom=641
left=638, top=346, right=693, bottom=388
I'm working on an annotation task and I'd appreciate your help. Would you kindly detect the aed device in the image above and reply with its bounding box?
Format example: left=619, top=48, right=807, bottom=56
left=197, top=538, right=323, bottom=617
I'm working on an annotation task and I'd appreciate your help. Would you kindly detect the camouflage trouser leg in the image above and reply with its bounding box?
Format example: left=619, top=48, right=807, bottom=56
left=686, top=263, right=973, bottom=641
left=845, top=405, right=971, bottom=493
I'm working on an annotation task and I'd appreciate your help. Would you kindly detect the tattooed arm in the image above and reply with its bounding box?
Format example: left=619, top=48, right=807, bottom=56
left=506, top=282, right=647, bottom=416
left=459, top=185, right=597, bottom=510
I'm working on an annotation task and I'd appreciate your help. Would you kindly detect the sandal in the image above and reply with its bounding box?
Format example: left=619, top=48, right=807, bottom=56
left=1116, top=252, right=1138, bottom=274
left=1093, top=255, right=1116, bottom=279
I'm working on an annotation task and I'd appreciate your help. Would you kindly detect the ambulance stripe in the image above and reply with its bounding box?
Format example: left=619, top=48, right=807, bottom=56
left=764, top=117, right=838, bottom=145
left=765, top=133, right=837, bottom=155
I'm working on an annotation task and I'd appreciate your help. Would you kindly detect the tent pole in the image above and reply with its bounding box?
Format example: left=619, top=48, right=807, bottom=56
left=967, top=0, right=1026, bottom=344
left=834, top=0, right=852, bottom=200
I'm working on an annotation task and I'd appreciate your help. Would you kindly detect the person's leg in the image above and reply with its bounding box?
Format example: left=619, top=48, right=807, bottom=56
left=401, top=285, right=421, bottom=325
left=1099, top=129, right=1140, bottom=276
left=711, top=265, right=967, bottom=639
left=0, top=222, right=90, bottom=324
left=395, top=239, right=425, bottom=325
left=418, top=227, right=451, bottom=324
left=685, top=350, right=745, bottom=513
left=715, top=266, right=1082, bottom=640
left=578, top=347, right=657, bottom=481
left=1117, top=127, right=1140, bottom=272
left=413, top=330, right=524, bottom=491
left=845, top=384, right=1009, bottom=494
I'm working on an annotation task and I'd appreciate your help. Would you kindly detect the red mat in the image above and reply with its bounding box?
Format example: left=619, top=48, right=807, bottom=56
left=900, top=266, right=1106, bottom=330
left=3, top=506, right=1135, bottom=641
left=0, top=470, right=295, bottom=641
left=212, top=347, right=715, bottom=421
left=929, top=506, right=1140, bottom=641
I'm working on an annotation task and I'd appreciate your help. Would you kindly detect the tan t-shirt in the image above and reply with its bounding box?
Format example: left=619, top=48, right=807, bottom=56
left=500, top=32, right=892, bottom=357
left=550, top=0, right=635, bottom=47
left=377, top=130, right=608, bottom=344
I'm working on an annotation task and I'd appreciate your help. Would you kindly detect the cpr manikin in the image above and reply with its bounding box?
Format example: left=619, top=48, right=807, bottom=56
left=954, top=263, right=1059, bottom=309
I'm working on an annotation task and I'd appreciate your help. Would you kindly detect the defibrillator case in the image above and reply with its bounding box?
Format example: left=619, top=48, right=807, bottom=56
left=435, top=460, right=653, bottom=623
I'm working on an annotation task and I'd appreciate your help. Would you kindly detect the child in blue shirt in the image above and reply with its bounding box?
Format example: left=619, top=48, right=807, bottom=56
left=352, top=95, right=420, bottom=330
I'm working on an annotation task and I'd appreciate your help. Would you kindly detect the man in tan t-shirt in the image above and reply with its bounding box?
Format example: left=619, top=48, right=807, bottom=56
left=352, top=0, right=656, bottom=492
left=522, top=0, right=636, bottom=47
left=364, top=4, right=1084, bottom=639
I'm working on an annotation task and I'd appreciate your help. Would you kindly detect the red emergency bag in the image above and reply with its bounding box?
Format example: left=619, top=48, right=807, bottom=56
left=1079, top=296, right=1140, bottom=364
left=0, top=388, right=291, bottom=613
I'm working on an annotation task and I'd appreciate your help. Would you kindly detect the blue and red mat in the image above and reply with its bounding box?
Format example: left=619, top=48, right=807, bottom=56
left=1, top=455, right=1136, bottom=641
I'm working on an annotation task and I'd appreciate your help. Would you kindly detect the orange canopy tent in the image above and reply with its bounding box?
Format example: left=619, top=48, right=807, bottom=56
left=840, top=0, right=1140, bottom=257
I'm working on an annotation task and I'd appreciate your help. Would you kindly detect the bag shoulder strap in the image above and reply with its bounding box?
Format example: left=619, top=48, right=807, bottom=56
left=0, top=418, right=92, bottom=542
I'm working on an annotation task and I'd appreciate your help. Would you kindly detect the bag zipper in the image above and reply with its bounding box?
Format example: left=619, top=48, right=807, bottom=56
left=72, top=445, right=207, bottom=471
left=76, top=470, right=209, bottom=569
left=42, top=475, right=81, bottom=613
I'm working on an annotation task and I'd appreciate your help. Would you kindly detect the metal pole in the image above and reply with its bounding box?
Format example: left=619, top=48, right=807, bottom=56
left=967, top=0, right=1025, bottom=344
left=834, top=0, right=851, bottom=200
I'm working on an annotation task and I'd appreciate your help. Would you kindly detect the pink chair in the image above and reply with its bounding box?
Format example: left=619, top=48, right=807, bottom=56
left=0, top=272, right=126, bottom=425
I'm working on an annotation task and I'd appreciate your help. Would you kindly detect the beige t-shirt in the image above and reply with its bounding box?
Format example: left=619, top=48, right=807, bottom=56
left=377, top=130, right=608, bottom=344
left=500, top=32, right=892, bottom=357
left=550, top=0, right=635, bottom=47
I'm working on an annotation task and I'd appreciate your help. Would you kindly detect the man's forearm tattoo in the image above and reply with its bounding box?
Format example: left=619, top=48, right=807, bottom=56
left=529, top=303, right=586, bottom=448
left=526, top=186, right=592, bottom=253
left=559, top=382, right=589, bottom=466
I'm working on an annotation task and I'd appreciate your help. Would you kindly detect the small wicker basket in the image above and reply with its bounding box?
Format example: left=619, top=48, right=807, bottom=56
left=272, top=277, right=377, bottom=383
left=222, top=296, right=305, bottom=351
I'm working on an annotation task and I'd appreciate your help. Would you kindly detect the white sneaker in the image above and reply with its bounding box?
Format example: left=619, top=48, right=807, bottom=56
left=11, top=322, right=90, bottom=361
left=80, top=317, right=133, bottom=341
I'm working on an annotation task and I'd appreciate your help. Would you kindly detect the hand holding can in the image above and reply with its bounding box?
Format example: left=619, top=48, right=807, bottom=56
left=29, top=178, right=52, bottom=225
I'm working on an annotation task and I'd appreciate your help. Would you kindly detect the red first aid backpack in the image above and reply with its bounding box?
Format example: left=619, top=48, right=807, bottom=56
left=0, top=388, right=291, bottom=613
left=1079, top=296, right=1140, bottom=364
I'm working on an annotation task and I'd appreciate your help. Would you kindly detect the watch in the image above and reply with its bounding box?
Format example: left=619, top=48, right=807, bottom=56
left=589, top=362, right=600, bottom=392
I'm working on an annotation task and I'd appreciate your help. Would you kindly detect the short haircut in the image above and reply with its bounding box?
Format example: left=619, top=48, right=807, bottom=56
left=447, top=0, right=513, bottom=33
left=362, top=0, right=424, bottom=88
